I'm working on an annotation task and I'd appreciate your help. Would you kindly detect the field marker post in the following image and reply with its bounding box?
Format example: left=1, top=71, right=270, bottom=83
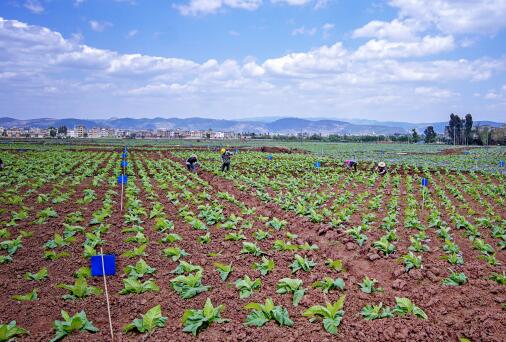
left=91, top=250, right=116, bottom=341
left=421, top=178, right=428, bottom=210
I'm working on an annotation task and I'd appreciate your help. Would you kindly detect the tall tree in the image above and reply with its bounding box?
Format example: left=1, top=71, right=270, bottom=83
left=48, top=126, right=57, bottom=138
left=424, top=126, right=436, bottom=143
left=58, top=125, right=67, bottom=135
left=464, top=113, right=473, bottom=145
left=411, top=128, right=420, bottom=143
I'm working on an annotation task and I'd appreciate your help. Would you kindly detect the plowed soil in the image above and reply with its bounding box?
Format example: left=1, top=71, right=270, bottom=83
left=0, top=149, right=504, bottom=342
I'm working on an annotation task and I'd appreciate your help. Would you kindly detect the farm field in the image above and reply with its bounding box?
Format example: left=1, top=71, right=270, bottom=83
left=0, top=142, right=505, bottom=341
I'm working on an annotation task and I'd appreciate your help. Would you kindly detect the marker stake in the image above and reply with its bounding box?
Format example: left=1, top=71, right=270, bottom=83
left=100, top=248, right=114, bottom=341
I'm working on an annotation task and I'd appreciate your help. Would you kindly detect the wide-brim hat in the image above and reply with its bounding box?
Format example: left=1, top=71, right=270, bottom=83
left=378, top=162, right=386, bottom=167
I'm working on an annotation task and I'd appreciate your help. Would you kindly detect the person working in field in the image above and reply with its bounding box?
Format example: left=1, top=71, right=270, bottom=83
left=0, top=158, right=3, bottom=170
left=186, top=154, right=199, bottom=173
left=345, top=159, right=357, bottom=171
left=375, top=161, right=387, bottom=175
left=220, top=148, right=233, bottom=172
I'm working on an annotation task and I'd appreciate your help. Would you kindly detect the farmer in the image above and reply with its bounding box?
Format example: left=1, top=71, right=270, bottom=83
left=375, top=161, right=387, bottom=175
left=0, top=158, right=3, bottom=170
left=345, top=159, right=357, bottom=171
left=186, top=154, right=199, bottom=173
left=221, top=149, right=233, bottom=172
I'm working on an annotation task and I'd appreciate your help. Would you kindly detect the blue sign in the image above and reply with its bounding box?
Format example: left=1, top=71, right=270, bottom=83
left=122, top=153, right=127, bottom=159
left=463, top=151, right=470, bottom=155
left=121, top=160, right=128, bottom=167
left=421, top=178, right=428, bottom=187
left=118, top=175, right=128, bottom=184
left=268, top=154, right=273, bottom=160
left=314, top=161, right=321, bottom=168
left=91, top=255, right=116, bottom=276
left=500, top=161, right=505, bottom=168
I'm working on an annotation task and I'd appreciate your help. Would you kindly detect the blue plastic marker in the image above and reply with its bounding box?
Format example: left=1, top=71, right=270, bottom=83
left=268, top=154, right=273, bottom=160
left=91, top=254, right=116, bottom=276
left=421, top=178, right=428, bottom=187
left=500, top=161, right=505, bottom=168
left=314, top=161, right=321, bottom=168
left=121, top=160, right=128, bottom=168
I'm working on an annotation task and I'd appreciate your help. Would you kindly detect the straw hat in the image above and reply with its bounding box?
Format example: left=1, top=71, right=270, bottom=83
left=220, top=148, right=226, bottom=154
left=378, top=162, right=386, bottom=167
left=191, top=154, right=197, bottom=158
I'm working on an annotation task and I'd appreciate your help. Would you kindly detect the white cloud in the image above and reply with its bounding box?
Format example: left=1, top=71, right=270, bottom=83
left=414, top=86, right=459, bottom=98
left=0, top=17, right=505, bottom=121
left=292, top=26, right=317, bottom=36
left=353, top=35, right=455, bottom=59
left=314, top=0, right=329, bottom=9
left=89, top=20, right=112, bottom=32
left=175, top=0, right=261, bottom=16
left=229, top=30, right=240, bottom=36
left=271, top=0, right=311, bottom=5
left=353, top=19, right=423, bottom=41
left=127, top=29, right=138, bottom=38
left=24, top=0, right=44, bottom=14
left=322, top=23, right=334, bottom=39
left=389, top=0, right=506, bottom=35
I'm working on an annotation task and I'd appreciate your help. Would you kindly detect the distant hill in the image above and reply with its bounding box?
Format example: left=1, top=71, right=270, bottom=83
left=0, top=116, right=503, bottom=135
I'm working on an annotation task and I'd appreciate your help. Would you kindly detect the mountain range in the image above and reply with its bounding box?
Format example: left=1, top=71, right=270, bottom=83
left=0, top=116, right=503, bottom=135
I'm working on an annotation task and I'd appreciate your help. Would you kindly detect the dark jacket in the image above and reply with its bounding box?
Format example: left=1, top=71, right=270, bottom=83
left=222, top=152, right=232, bottom=163
left=187, top=156, right=197, bottom=165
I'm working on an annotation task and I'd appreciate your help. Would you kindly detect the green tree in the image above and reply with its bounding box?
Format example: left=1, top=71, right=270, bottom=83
left=464, top=114, right=473, bottom=145
left=58, top=126, right=68, bottom=136
left=48, top=127, right=57, bottom=138
left=424, top=126, right=436, bottom=143
left=411, top=128, right=420, bottom=143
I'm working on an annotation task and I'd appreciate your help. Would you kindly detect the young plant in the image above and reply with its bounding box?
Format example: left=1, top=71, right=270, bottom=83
left=214, top=262, right=233, bottom=281
left=240, top=242, right=265, bottom=257
left=171, top=261, right=203, bottom=275
left=400, top=252, right=422, bottom=272
left=442, top=270, right=467, bottom=286
left=0, top=321, right=28, bottom=341
left=24, top=267, right=48, bottom=281
left=325, top=258, right=344, bottom=272
left=57, top=277, right=102, bottom=300
left=253, top=229, right=270, bottom=241
left=170, top=271, right=210, bottom=299
left=303, top=295, right=345, bottom=335
left=121, top=244, right=147, bottom=258
left=182, top=298, right=228, bottom=336
left=74, top=267, right=91, bottom=279
left=123, top=305, right=168, bottom=334
left=197, top=232, right=211, bottom=244
left=12, top=288, right=38, bottom=302
left=235, top=275, right=262, bottom=299
left=393, top=297, right=427, bottom=319
left=358, top=276, right=383, bottom=294
left=361, top=303, right=394, bottom=320
left=266, top=218, right=287, bottom=230
left=489, top=271, right=506, bottom=285
left=276, top=278, right=305, bottom=306
left=44, top=251, right=69, bottom=261
left=290, top=254, right=316, bottom=274
left=253, top=257, right=275, bottom=276
left=124, top=259, right=156, bottom=279
left=244, top=298, right=293, bottom=327
left=163, top=246, right=189, bottom=261
left=120, top=278, right=160, bottom=295
left=50, top=310, right=98, bottom=342
left=373, top=236, right=396, bottom=255
left=312, top=277, right=345, bottom=294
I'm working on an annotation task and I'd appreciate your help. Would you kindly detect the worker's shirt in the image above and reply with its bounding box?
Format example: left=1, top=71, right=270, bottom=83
left=222, top=153, right=231, bottom=163
left=187, top=157, right=197, bottom=164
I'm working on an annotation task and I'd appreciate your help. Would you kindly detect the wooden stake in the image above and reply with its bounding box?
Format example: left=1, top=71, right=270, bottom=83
left=100, top=248, right=114, bottom=341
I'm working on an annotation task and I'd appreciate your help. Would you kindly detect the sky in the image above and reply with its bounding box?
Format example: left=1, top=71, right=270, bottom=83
left=0, top=0, right=505, bottom=122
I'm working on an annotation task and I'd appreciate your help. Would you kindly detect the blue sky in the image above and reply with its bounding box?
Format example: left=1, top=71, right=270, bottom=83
left=1, top=0, right=506, bottom=122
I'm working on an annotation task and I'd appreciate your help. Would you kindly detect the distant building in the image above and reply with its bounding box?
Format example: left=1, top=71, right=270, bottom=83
left=75, top=125, right=86, bottom=138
